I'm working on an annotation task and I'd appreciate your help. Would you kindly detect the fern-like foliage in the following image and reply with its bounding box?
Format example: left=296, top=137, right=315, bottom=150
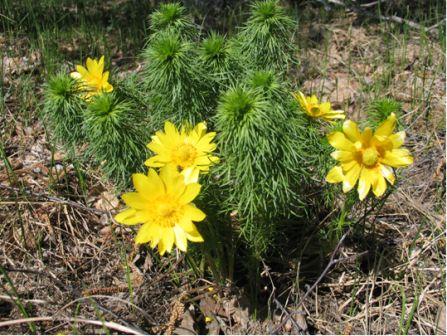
left=215, top=80, right=305, bottom=256
left=149, top=2, right=196, bottom=38
left=246, top=69, right=290, bottom=108
left=198, top=32, right=242, bottom=114
left=42, top=73, right=85, bottom=149
left=367, top=98, right=402, bottom=126
left=199, top=32, right=241, bottom=86
left=234, top=0, right=296, bottom=72
left=142, top=30, right=207, bottom=127
left=83, top=93, right=149, bottom=188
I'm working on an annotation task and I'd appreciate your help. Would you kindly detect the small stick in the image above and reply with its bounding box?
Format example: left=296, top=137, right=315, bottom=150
left=0, top=316, right=143, bottom=335
left=273, top=298, right=302, bottom=333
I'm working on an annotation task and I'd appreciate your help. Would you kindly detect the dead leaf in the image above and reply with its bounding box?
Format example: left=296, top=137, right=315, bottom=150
left=174, top=307, right=196, bottom=335
left=95, top=191, right=119, bottom=211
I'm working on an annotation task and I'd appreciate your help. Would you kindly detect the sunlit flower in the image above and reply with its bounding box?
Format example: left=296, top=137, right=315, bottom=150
left=114, top=165, right=205, bottom=255
left=145, top=121, right=219, bottom=184
left=70, top=56, right=113, bottom=99
left=326, top=113, right=413, bottom=200
left=292, top=91, right=345, bottom=121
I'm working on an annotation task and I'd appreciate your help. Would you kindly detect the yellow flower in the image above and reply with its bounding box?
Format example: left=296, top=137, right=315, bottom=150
left=326, top=113, right=413, bottom=200
left=114, top=165, right=205, bottom=255
left=145, top=121, right=219, bottom=184
left=70, top=56, right=113, bottom=99
left=292, top=91, right=345, bottom=121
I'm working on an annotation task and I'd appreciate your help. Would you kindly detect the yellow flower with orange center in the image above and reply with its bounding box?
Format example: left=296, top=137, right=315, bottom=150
left=292, top=91, right=345, bottom=121
left=326, top=113, right=413, bottom=200
left=70, top=56, right=113, bottom=99
left=145, top=121, right=219, bottom=184
left=114, top=165, right=205, bottom=255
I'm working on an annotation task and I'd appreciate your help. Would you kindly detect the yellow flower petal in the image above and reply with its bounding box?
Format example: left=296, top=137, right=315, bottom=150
left=357, top=167, right=376, bottom=201
left=145, top=156, right=165, bottom=167
left=319, top=102, right=331, bottom=114
left=388, top=131, right=406, bottom=148
left=98, top=55, right=105, bottom=74
left=164, top=121, right=178, bottom=138
left=147, top=168, right=165, bottom=194
left=193, top=122, right=207, bottom=138
left=122, top=192, right=147, bottom=209
left=328, top=132, right=355, bottom=151
left=173, top=225, right=188, bottom=252
left=375, top=113, right=396, bottom=137
left=133, top=173, right=160, bottom=200
left=114, top=208, right=137, bottom=224
left=331, top=150, right=354, bottom=162
left=361, top=127, right=373, bottom=144
left=343, top=120, right=362, bottom=142
left=115, top=209, right=150, bottom=225
left=178, top=183, right=201, bottom=204
left=380, top=164, right=395, bottom=185
left=185, top=226, right=204, bottom=242
left=76, top=65, right=88, bottom=77
left=177, top=217, right=195, bottom=232
left=86, top=57, right=94, bottom=72
left=372, top=173, right=387, bottom=197
left=322, top=112, right=345, bottom=121
left=326, top=166, right=344, bottom=183
left=343, top=163, right=361, bottom=193
left=160, top=227, right=175, bottom=254
left=135, top=223, right=154, bottom=244
left=181, top=167, right=200, bottom=184
left=160, top=164, right=185, bottom=195
left=381, top=149, right=413, bottom=168
left=183, top=204, right=206, bottom=221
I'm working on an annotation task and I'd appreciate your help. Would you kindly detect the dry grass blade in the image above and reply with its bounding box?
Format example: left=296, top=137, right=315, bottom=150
left=0, top=316, right=144, bottom=335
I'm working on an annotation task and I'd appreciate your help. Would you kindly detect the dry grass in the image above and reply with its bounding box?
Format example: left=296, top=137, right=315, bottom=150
left=0, top=1, right=445, bottom=334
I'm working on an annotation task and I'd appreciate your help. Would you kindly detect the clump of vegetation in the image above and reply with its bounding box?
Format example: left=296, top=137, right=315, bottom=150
left=234, top=0, right=297, bottom=72
left=42, top=74, right=85, bottom=150
left=149, top=2, right=196, bottom=38
left=83, top=93, right=149, bottom=187
left=142, top=30, right=207, bottom=126
left=41, top=0, right=415, bottom=312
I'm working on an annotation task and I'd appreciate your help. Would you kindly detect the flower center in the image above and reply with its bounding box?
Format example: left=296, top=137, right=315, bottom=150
left=172, top=143, right=197, bottom=168
left=309, top=105, right=320, bottom=116
left=362, top=147, right=379, bottom=167
left=155, top=197, right=181, bottom=227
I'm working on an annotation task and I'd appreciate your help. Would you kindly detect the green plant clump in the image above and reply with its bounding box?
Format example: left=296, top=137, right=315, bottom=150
left=234, top=0, right=296, bottom=72
left=83, top=93, right=149, bottom=187
left=142, top=30, right=207, bottom=127
left=42, top=73, right=85, bottom=149
left=367, top=97, right=402, bottom=126
left=41, top=1, right=410, bottom=310
left=149, top=2, right=196, bottom=39
left=215, top=79, right=305, bottom=256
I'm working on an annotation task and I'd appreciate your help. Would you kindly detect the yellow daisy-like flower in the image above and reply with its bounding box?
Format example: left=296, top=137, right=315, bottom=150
left=292, top=91, right=345, bottom=121
left=70, top=56, right=113, bottom=99
left=114, top=165, right=205, bottom=255
left=326, top=113, right=413, bottom=200
left=145, top=121, right=219, bottom=184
